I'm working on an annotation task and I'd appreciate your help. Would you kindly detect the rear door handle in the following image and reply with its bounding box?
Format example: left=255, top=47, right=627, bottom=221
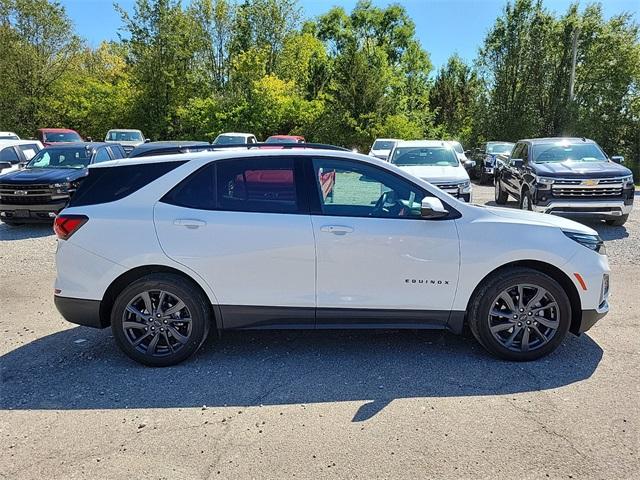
left=174, top=219, right=206, bottom=229
left=320, top=225, right=353, bottom=235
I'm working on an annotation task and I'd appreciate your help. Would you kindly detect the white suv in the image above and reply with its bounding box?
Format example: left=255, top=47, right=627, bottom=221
left=53, top=147, right=610, bottom=366
left=389, top=140, right=472, bottom=202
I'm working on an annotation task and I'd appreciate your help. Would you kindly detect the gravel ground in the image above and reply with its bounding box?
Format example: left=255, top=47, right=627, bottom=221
left=1, top=184, right=638, bottom=480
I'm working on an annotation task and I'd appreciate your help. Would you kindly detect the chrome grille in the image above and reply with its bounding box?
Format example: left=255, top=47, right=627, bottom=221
left=551, top=178, right=624, bottom=198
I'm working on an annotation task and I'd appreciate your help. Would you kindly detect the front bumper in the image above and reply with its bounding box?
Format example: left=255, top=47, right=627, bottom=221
left=0, top=201, right=67, bottom=222
left=532, top=200, right=633, bottom=218
left=54, top=295, right=106, bottom=328
left=575, top=302, right=609, bottom=335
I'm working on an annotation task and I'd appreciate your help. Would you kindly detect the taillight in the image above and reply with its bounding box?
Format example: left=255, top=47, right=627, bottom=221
left=54, top=214, right=88, bottom=240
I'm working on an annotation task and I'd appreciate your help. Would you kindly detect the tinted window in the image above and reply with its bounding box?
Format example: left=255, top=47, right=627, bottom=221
left=214, top=135, right=246, bottom=145
left=391, top=146, right=458, bottom=167
left=162, top=164, right=216, bottom=210
left=44, top=131, right=82, bottom=143
left=312, top=158, right=426, bottom=219
left=532, top=143, right=607, bottom=163
left=68, top=161, right=186, bottom=207
left=372, top=140, right=395, bottom=150
left=486, top=143, right=514, bottom=155
left=27, top=148, right=91, bottom=169
left=216, top=157, right=298, bottom=213
left=0, top=147, right=19, bottom=163
left=18, top=144, right=39, bottom=160
left=106, top=131, right=143, bottom=141
left=449, top=142, right=464, bottom=154
left=94, top=148, right=111, bottom=163
left=510, top=144, right=524, bottom=163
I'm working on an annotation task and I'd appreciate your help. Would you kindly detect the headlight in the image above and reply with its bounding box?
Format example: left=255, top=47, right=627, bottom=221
left=459, top=180, right=471, bottom=192
left=622, top=175, right=634, bottom=187
left=50, top=182, right=71, bottom=195
left=563, top=231, right=606, bottom=255
left=535, top=176, right=554, bottom=186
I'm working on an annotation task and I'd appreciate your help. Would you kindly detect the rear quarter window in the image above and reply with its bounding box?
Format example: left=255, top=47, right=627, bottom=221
left=68, top=161, right=186, bottom=207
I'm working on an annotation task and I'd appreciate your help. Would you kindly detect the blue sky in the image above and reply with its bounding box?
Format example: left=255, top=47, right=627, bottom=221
left=61, top=0, right=639, bottom=70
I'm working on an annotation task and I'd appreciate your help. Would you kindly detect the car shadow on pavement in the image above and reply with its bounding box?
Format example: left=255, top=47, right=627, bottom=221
left=0, top=327, right=603, bottom=421
left=0, top=222, right=53, bottom=240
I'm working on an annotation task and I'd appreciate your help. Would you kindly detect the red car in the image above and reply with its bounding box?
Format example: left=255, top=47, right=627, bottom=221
left=263, top=135, right=306, bottom=148
left=37, top=128, right=84, bottom=146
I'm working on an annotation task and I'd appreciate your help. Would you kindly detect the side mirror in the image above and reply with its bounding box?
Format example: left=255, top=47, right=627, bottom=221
left=611, top=155, right=624, bottom=164
left=463, top=159, right=476, bottom=170
left=464, top=150, right=472, bottom=156
left=511, top=158, right=524, bottom=169
left=144, top=138, right=150, bottom=143
left=0, top=161, right=11, bottom=172
left=421, top=197, right=449, bottom=219
left=86, top=137, right=93, bottom=142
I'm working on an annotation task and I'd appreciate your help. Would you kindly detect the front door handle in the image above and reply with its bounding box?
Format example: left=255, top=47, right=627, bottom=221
left=174, top=219, right=206, bottom=229
left=320, top=225, right=353, bottom=235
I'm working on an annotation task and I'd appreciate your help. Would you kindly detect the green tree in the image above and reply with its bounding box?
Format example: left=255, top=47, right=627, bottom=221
left=0, top=0, right=81, bottom=136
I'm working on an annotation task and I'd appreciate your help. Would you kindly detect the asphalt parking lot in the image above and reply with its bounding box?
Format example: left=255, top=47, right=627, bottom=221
left=1, top=184, right=638, bottom=480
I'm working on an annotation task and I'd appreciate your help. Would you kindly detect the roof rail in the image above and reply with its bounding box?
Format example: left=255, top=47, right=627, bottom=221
left=129, top=142, right=350, bottom=158
left=209, top=142, right=350, bottom=151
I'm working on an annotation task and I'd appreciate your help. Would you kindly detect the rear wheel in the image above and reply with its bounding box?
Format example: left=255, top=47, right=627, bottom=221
left=494, top=178, right=508, bottom=204
left=468, top=267, right=571, bottom=361
left=111, top=274, right=211, bottom=367
left=605, top=214, right=628, bottom=226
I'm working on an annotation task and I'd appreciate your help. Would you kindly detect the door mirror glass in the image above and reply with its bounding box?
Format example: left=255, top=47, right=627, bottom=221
left=421, top=197, right=449, bottom=219
left=511, top=158, right=524, bottom=169
left=0, top=161, right=11, bottom=171
left=611, top=155, right=624, bottom=164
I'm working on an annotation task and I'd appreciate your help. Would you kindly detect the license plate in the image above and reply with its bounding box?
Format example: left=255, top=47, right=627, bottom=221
left=13, top=210, right=29, bottom=218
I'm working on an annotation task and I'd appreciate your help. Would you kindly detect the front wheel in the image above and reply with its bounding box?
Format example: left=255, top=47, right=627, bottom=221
left=494, top=178, right=508, bottom=204
left=520, top=189, right=533, bottom=211
left=605, top=214, right=628, bottom=226
left=467, top=267, right=571, bottom=361
left=111, top=273, right=211, bottom=367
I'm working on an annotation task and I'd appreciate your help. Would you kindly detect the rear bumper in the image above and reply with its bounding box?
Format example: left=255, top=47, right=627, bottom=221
left=532, top=200, right=632, bottom=218
left=54, top=295, right=106, bottom=329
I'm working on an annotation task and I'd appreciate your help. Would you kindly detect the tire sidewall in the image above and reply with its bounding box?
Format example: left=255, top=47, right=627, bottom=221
left=470, top=270, right=571, bottom=361
left=111, top=275, right=210, bottom=367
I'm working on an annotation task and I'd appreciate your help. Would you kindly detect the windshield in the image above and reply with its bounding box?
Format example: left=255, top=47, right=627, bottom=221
left=486, top=143, right=514, bottom=155
left=266, top=137, right=295, bottom=144
left=391, top=146, right=459, bottom=167
left=27, top=148, right=91, bottom=169
left=448, top=142, right=464, bottom=154
left=372, top=140, right=396, bottom=151
left=44, top=131, right=82, bottom=143
left=107, top=130, right=143, bottom=142
left=533, top=143, right=608, bottom=163
left=214, top=135, right=247, bottom=144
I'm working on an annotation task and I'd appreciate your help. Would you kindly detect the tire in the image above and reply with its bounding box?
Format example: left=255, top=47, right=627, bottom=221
left=468, top=267, right=571, bottom=361
left=520, top=189, right=533, bottom=211
left=494, top=178, right=508, bottom=204
left=605, top=214, right=628, bottom=226
left=111, top=273, right=211, bottom=367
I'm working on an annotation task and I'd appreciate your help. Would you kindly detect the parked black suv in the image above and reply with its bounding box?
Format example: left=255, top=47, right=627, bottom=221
left=0, top=142, right=126, bottom=224
left=495, top=137, right=634, bottom=225
left=471, top=141, right=515, bottom=184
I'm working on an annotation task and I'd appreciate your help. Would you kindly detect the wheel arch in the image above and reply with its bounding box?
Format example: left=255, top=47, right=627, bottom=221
left=465, top=260, right=583, bottom=335
left=99, top=265, right=222, bottom=332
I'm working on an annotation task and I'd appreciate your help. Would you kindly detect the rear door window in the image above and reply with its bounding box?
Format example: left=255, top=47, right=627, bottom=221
left=161, top=164, right=216, bottom=210
left=216, top=157, right=300, bottom=214
left=93, top=148, right=112, bottom=163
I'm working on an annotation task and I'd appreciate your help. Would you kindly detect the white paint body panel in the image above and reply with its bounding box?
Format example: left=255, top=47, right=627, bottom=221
left=154, top=203, right=316, bottom=307
left=55, top=149, right=609, bottom=318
